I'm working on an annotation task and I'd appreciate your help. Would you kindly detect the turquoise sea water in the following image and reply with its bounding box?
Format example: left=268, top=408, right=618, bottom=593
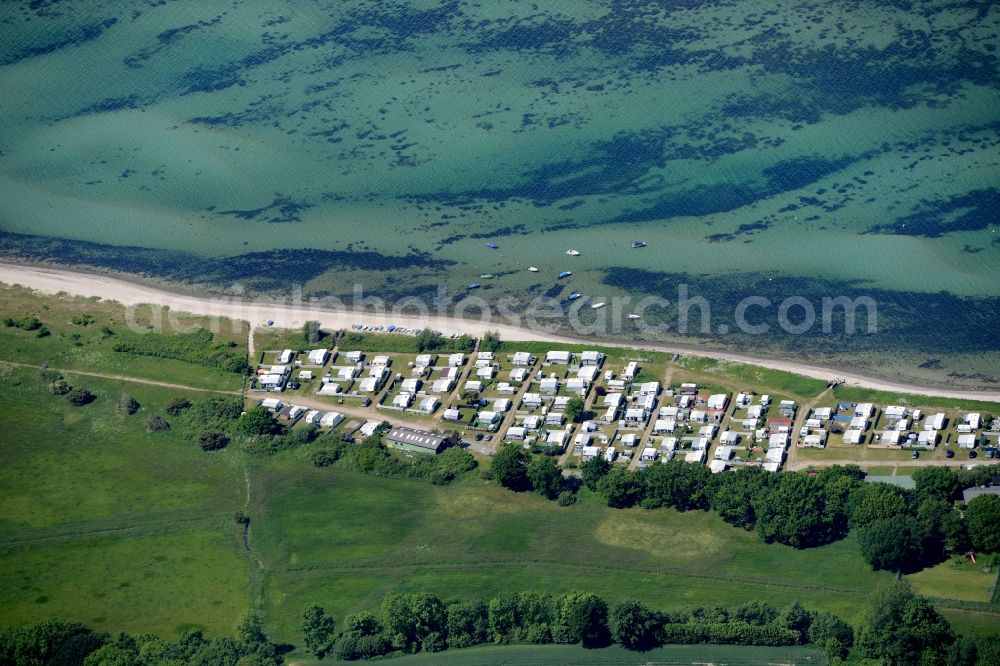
left=1, top=0, right=999, bottom=380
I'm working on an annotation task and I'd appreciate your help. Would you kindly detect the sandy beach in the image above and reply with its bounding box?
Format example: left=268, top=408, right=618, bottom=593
left=1, top=261, right=998, bottom=403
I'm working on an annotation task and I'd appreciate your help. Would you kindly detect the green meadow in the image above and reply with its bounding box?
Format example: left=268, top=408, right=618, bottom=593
left=1, top=287, right=999, bottom=662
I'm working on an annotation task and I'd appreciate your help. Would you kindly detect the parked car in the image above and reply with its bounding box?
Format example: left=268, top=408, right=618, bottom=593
left=969, top=450, right=978, bottom=459
left=945, top=448, right=955, bottom=458
left=288, top=382, right=300, bottom=390
left=911, top=450, right=919, bottom=459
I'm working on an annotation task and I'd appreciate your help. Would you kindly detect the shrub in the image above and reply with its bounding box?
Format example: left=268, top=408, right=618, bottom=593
left=311, top=447, right=342, bottom=467
left=48, top=379, right=71, bottom=395
left=145, top=415, right=170, bottom=432
left=557, top=492, right=577, bottom=506
left=66, top=388, right=95, bottom=406
left=117, top=394, right=140, bottom=415
left=165, top=397, right=192, bottom=416
left=198, top=430, right=230, bottom=451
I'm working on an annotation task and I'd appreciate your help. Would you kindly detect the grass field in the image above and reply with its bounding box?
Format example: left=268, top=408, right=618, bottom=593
left=832, top=385, right=1000, bottom=413
left=2, top=288, right=999, bottom=658
left=0, top=286, right=247, bottom=391
left=251, top=459, right=891, bottom=645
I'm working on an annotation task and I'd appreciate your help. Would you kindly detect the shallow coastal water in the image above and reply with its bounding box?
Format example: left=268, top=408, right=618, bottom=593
left=0, top=0, right=998, bottom=380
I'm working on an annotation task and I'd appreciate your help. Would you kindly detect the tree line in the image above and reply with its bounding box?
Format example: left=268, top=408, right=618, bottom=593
left=0, top=610, right=283, bottom=666
left=548, top=452, right=1000, bottom=573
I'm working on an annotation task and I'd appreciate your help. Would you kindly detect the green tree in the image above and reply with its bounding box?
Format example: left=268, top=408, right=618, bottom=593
left=754, top=474, right=842, bottom=548
left=597, top=467, right=643, bottom=508
left=481, top=330, right=502, bottom=352
left=234, top=610, right=266, bottom=646
left=416, top=329, right=444, bottom=352
left=609, top=599, right=663, bottom=650
left=857, top=515, right=923, bottom=572
left=781, top=602, right=812, bottom=642
left=966, top=494, right=1000, bottom=553
left=808, top=611, right=853, bottom=661
left=447, top=600, right=488, bottom=649
left=527, top=456, right=563, bottom=499
left=66, top=387, right=95, bottom=406
left=301, top=605, right=336, bottom=658
left=491, top=445, right=531, bottom=491
left=857, top=580, right=954, bottom=664
left=564, top=396, right=585, bottom=423
left=913, top=466, right=961, bottom=503
left=557, top=591, right=610, bottom=647
left=710, top=466, right=776, bottom=529
left=640, top=461, right=711, bottom=511
left=302, top=320, right=323, bottom=343
left=380, top=592, right=447, bottom=653
left=238, top=406, right=283, bottom=438
left=848, top=482, right=909, bottom=528
left=916, top=497, right=969, bottom=561
left=580, top=456, right=610, bottom=491
left=734, top=601, right=778, bottom=625
left=117, top=393, right=140, bottom=416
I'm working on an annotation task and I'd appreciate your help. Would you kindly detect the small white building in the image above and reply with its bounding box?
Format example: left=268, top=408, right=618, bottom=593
left=843, top=429, right=864, bottom=445
left=464, top=380, right=483, bottom=394
left=653, top=418, right=676, bottom=434
left=881, top=430, right=901, bottom=446
left=768, top=433, right=789, bottom=450
left=505, top=426, right=527, bottom=441
left=603, top=446, right=618, bottom=462
left=566, top=378, right=588, bottom=395
left=546, top=430, right=569, bottom=451
left=342, top=351, right=364, bottom=364
left=307, top=349, right=330, bottom=365
left=720, top=430, right=740, bottom=446
left=811, top=407, right=832, bottom=421
left=509, top=367, right=529, bottom=383
left=260, top=398, right=284, bottom=412
left=539, top=377, right=560, bottom=395
left=690, top=410, right=707, bottom=423
left=278, top=349, right=294, bottom=364
left=685, top=449, right=707, bottom=464
left=476, top=365, right=497, bottom=380
left=511, top=352, right=535, bottom=366
left=393, top=392, right=414, bottom=409
left=494, top=398, right=512, bottom=413
left=401, top=378, right=422, bottom=393
left=418, top=397, right=439, bottom=414
left=298, top=370, right=314, bottom=381
left=331, top=366, right=359, bottom=381
left=521, top=393, right=542, bottom=409
left=443, top=408, right=461, bottom=421
left=303, top=410, right=321, bottom=425
left=709, top=459, right=729, bottom=474
left=317, top=381, right=342, bottom=396
left=431, top=378, right=455, bottom=394
left=714, top=445, right=735, bottom=461
left=319, top=411, right=344, bottom=429
left=849, top=416, right=869, bottom=431
left=447, top=353, right=465, bottom=367
left=359, top=420, right=380, bottom=438
left=925, top=413, right=946, bottom=431
left=957, top=434, right=977, bottom=449
left=802, top=432, right=827, bottom=448
left=496, top=382, right=516, bottom=395
left=707, top=394, right=729, bottom=411
left=963, top=413, right=982, bottom=430
left=883, top=405, right=908, bottom=419
left=577, top=366, right=600, bottom=382
left=580, top=351, right=604, bottom=366
left=357, top=376, right=382, bottom=393
left=623, top=361, right=639, bottom=380
left=582, top=446, right=601, bottom=462
left=854, top=403, right=875, bottom=418
left=415, top=353, right=436, bottom=367
left=917, top=430, right=938, bottom=447
left=640, top=447, right=658, bottom=462
left=522, top=415, right=541, bottom=430
left=477, top=411, right=501, bottom=427
left=546, top=412, right=566, bottom=426
left=546, top=350, right=573, bottom=365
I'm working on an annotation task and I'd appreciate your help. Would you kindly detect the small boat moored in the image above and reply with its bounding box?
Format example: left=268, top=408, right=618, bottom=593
left=467, top=283, right=481, bottom=290
left=479, top=274, right=495, bottom=279
left=631, top=240, right=647, bottom=248
left=627, top=314, right=641, bottom=320
left=568, top=292, right=582, bottom=300
left=486, top=242, right=499, bottom=249
left=558, top=271, right=572, bottom=279
left=566, top=249, right=580, bottom=256
left=527, top=266, right=539, bottom=272
left=591, top=302, right=605, bottom=309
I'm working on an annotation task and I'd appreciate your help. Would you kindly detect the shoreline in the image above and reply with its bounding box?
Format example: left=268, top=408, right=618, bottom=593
left=1, top=260, right=998, bottom=403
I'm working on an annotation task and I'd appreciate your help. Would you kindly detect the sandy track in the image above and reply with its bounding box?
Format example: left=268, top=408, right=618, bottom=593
left=2, top=261, right=998, bottom=403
